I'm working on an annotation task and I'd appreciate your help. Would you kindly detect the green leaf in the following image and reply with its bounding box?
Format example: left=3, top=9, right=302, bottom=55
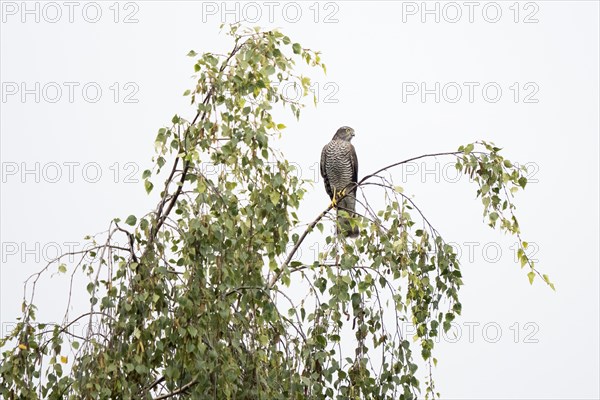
left=265, top=65, right=276, bottom=76
left=527, top=271, right=535, bottom=285
left=518, top=176, right=528, bottom=189
left=482, top=197, right=490, bottom=208
left=292, top=43, right=301, bottom=54
left=135, top=364, right=147, bottom=374
left=489, top=212, right=499, bottom=222
left=519, top=252, right=528, bottom=268
left=125, top=215, right=137, bottom=226
left=58, top=264, right=67, bottom=273
left=269, top=191, right=280, bottom=205
left=188, top=326, right=198, bottom=337
left=144, top=180, right=154, bottom=194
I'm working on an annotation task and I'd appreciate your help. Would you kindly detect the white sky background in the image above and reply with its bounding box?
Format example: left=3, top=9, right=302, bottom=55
left=1, top=1, right=599, bottom=399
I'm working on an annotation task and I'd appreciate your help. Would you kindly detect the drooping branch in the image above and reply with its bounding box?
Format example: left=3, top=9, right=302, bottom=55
left=273, top=144, right=546, bottom=290
left=271, top=150, right=467, bottom=288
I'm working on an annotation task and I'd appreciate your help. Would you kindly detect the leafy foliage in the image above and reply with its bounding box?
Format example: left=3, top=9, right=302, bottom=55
left=0, top=25, right=550, bottom=399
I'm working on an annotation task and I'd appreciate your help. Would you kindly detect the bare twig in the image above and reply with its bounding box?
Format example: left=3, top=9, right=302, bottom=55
left=153, top=376, right=198, bottom=400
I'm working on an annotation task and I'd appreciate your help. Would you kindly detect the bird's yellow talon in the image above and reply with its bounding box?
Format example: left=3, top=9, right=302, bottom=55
left=331, top=188, right=338, bottom=207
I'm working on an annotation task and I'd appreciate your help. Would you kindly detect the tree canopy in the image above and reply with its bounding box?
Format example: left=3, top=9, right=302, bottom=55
left=0, top=24, right=551, bottom=399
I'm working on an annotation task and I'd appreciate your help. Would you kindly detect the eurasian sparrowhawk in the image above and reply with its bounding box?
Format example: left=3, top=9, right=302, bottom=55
left=320, top=126, right=359, bottom=238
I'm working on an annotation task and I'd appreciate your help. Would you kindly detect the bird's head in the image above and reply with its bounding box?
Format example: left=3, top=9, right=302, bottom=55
left=333, top=126, right=355, bottom=141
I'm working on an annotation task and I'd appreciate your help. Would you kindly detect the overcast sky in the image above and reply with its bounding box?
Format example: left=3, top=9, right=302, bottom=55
left=1, top=1, right=599, bottom=399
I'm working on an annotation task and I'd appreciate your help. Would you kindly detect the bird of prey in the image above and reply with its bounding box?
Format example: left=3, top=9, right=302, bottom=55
left=320, top=126, right=359, bottom=238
